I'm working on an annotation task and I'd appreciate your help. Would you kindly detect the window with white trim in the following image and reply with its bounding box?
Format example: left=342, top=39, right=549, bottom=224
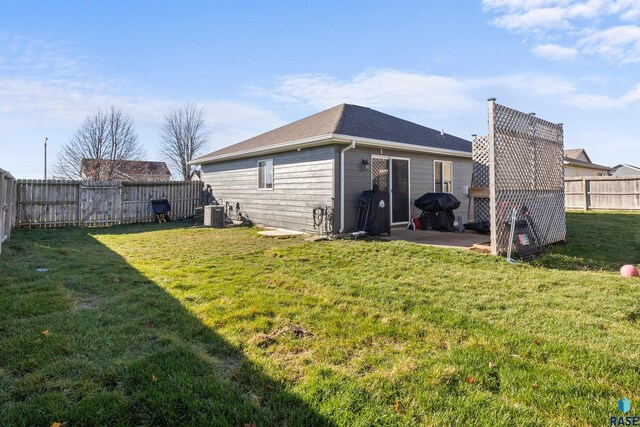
left=258, top=159, right=273, bottom=189
left=434, top=160, right=452, bottom=193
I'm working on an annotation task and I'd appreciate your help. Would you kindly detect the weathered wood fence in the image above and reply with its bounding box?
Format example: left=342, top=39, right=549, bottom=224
left=16, top=180, right=201, bottom=227
left=0, top=168, right=18, bottom=254
left=565, top=176, right=640, bottom=210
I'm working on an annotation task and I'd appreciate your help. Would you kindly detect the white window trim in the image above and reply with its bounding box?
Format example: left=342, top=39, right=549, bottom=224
left=257, top=158, right=274, bottom=191
left=433, top=160, right=453, bottom=193
left=370, top=155, right=411, bottom=225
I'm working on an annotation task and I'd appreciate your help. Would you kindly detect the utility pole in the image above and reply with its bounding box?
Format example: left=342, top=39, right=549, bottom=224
left=44, top=137, right=48, bottom=179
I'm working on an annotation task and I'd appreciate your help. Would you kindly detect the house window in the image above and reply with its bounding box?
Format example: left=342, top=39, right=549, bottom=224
left=434, top=160, right=452, bottom=193
left=258, top=159, right=273, bottom=189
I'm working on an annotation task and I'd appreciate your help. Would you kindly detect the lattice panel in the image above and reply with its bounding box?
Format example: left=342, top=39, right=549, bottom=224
left=472, top=136, right=490, bottom=187
left=471, top=135, right=490, bottom=221
left=474, top=199, right=490, bottom=222
left=488, top=101, right=566, bottom=255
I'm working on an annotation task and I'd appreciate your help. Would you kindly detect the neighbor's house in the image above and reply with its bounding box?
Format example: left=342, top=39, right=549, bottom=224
left=191, top=104, right=472, bottom=233
left=563, top=149, right=610, bottom=177
left=80, top=159, right=172, bottom=182
left=610, top=164, right=640, bottom=176
left=189, top=168, right=203, bottom=182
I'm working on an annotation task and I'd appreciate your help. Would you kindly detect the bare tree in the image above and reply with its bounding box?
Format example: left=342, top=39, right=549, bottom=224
left=160, top=103, right=208, bottom=180
left=54, top=106, right=144, bottom=180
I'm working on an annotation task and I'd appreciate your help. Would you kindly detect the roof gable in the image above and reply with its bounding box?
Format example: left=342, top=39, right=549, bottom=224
left=194, top=104, right=471, bottom=162
left=564, top=148, right=591, bottom=163
left=612, top=163, right=640, bottom=172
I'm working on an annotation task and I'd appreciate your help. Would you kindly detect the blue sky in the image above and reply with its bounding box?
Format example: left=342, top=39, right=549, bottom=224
left=1, top=0, right=639, bottom=178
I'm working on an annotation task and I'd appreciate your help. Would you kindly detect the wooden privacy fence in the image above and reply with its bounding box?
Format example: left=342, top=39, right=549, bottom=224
left=565, top=176, right=640, bottom=211
left=17, top=180, right=201, bottom=227
left=0, top=168, right=18, bottom=254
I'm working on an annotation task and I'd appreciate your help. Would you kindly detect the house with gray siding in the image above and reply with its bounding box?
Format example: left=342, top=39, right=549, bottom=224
left=191, top=104, right=473, bottom=233
left=610, top=163, right=640, bottom=176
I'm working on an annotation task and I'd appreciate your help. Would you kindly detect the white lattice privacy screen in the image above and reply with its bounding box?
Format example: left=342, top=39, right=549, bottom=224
left=487, top=99, right=566, bottom=255
left=471, top=135, right=490, bottom=222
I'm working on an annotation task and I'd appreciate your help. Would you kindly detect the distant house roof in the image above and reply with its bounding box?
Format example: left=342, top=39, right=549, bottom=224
left=80, top=159, right=171, bottom=181
left=563, top=156, right=610, bottom=171
left=563, top=148, right=609, bottom=171
left=611, top=163, right=640, bottom=172
left=564, top=148, right=591, bottom=162
left=193, top=104, right=472, bottom=164
left=189, top=168, right=202, bottom=181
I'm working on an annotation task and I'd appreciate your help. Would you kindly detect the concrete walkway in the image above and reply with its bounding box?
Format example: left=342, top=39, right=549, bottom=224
left=258, top=227, right=307, bottom=237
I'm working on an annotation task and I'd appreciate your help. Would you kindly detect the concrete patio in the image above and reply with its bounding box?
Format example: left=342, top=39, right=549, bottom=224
left=380, top=228, right=490, bottom=250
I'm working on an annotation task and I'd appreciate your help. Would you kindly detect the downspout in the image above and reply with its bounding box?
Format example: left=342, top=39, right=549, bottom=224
left=339, top=140, right=356, bottom=233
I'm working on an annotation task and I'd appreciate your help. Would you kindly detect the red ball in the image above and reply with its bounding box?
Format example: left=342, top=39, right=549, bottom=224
left=620, top=265, right=639, bottom=278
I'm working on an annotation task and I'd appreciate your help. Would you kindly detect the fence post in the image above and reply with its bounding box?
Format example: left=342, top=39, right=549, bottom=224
left=8, top=179, right=13, bottom=234
left=119, top=182, right=124, bottom=225
left=0, top=172, right=5, bottom=254
left=15, top=180, right=20, bottom=227
left=77, top=182, right=82, bottom=227
left=582, top=178, right=589, bottom=211
left=10, top=179, right=16, bottom=233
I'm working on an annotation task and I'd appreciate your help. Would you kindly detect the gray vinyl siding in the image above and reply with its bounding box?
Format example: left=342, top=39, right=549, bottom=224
left=337, top=146, right=473, bottom=232
left=200, top=146, right=334, bottom=232
left=611, top=165, right=640, bottom=176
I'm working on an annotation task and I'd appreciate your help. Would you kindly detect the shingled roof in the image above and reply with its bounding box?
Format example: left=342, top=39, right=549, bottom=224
left=562, top=156, right=610, bottom=170
left=194, top=104, right=471, bottom=163
left=563, top=148, right=609, bottom=170
left=80, top=159, right=171, bottom=181
left=564, top=148, right=591, bottom=162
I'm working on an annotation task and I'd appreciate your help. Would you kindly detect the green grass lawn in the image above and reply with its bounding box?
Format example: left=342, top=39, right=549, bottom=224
left=1, top=211, right=639, bottom=426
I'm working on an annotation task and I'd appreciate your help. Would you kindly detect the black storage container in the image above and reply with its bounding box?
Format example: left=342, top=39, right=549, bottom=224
left=366, top=188, right=390, bottom=236
left=414, top=193, right=459, bottom=232
left=419, top=211, right=437, bottom=230
left=433, top=211, right=455, bottom=232
left=355, top=185, right=391, bottom=235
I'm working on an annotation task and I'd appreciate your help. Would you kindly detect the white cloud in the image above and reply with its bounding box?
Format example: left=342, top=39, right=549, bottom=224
left=0, top=76, right=282, bottom=151
left=566, top=0, right=608, bottom=19
left=610, top=0, right=640, bottom=21
left=0, top=35, right=283, bottom=165
left=0, top=35, right=88, bottom=79
left=564, top=93, right=622, bottom=108
left=483, top=0, right=640, bottom=23
left=579, top=25, right=640, bottom=62
left=254, top=68, right=640, bottom=116
left=620, top=82, right=640, bottom=103
left=252, top=69, right=481, bottom=117
left=483, top=0, right=570, bottom=12
left=532, top=43, right=579, bottom=59
left=482, top=0, right=640, bottom=62
left=489, top=73, right=577, bottom=97
left=492, top=7, right=571, bottom=33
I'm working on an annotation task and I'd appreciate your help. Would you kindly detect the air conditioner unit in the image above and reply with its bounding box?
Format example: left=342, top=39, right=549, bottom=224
left=204, top=205, right=225, bottom=228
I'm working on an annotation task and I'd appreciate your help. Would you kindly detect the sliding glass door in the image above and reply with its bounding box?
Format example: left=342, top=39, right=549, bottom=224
left=371, top=156, right=410, bottom=224
left=391, top=159, right=409, bottom=223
